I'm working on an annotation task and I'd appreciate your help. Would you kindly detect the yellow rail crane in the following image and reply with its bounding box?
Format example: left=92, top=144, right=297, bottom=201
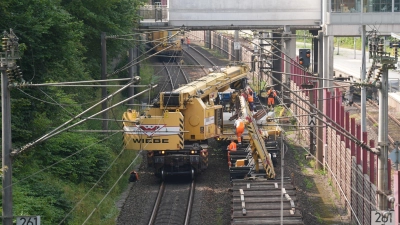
left=147, top=30, right=182, bottom=57
left=122, top=64, right=249, bottom=179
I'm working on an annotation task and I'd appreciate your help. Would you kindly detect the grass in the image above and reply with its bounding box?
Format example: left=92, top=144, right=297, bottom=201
left=315, top=169, right=327, bottom=175
left=304, top=177, right=314, bottom=189
left=208, top=49, right=224, bottom=58
left=215, top=207, right=224, bottom=225
left=349, top=114, right=359, bottom=119
left=315, top=212, right=324, bottom=223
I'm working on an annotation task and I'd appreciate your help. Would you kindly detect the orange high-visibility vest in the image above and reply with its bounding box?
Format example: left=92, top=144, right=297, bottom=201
left=228, top=142, right=237, bottom=151
left=248, top=95, right=254, bottom=103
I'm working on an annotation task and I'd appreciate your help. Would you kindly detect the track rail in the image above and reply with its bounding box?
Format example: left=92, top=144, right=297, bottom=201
left=336, top=81, right=400, bottom=148
left=148, top=182, right=165, bottom=225
left=148, top=180, right=195, bottom=225
left=162, top=62, right=175, bottom=90
left=182, top=48, right=203, bottom=67
left=176, top=61, right=190, bottom=84
left=182, top=46, right=216, bottom=75
left=353, top=99, right=400, bottom=147
left=186, top=46, right=216, bottom=67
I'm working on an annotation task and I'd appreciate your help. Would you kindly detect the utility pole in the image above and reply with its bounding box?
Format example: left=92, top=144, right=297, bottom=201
left=316, top=30, right=324, bottom=169
left=234, top=30, right=240, bottom=62
left=128, top=47, right=137, bottom=105
left=271, top=31, right=282, bottom=93
left=368, top=30, right=399, bottom=210
left=336, top=37, right=340, bottom=55
left=361, top=25, right=366, bottom=132
left=101, top=32, right=108, bottom=131
left=1, top=29, right=21, bottom=225
left=302, top=82, right=315, bottom=155
left=378, top=63, right=389, bottom=210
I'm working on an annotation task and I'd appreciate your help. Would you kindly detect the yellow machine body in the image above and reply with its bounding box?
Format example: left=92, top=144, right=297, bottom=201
left=123, top=110, right=184, bottom=151
left=148, top=30, right=182, bottom=56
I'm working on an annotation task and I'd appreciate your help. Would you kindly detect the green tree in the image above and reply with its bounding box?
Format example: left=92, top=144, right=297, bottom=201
left=1, top=0, right=145, bottom=223
left=61, top=0, right=145, bottom=78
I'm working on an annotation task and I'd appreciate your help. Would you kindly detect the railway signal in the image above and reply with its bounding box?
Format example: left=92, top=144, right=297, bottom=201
left=299, top=49, right=310, bottom=68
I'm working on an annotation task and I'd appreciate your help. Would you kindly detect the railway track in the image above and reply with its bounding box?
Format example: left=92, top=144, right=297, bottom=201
left=149, top=180, right=195, bottom=225
left=182, top=46, right=216, bottom=76
left=231, top=178, right=303, bottom=225
left=353, top=98, right=400, bottom=148
left=161, top=61, right=189, bottom=91
left=335, top=81, right=400, bottom=148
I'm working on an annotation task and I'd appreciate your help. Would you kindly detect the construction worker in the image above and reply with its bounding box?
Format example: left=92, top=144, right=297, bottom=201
left=186, top=37, right=190, bottom=48
left=247, top=91, right=254, bottom=112
left=230, top=91, right=238, bottom=113
left=234, top=118, right=245, bottom=145
left=129, top=170, right=139, bottom=182
left=227, top=139, right=237, bottom=168
left=227, top=139, right=237, bottom=152
left=267, top=87, right=277, bottom=109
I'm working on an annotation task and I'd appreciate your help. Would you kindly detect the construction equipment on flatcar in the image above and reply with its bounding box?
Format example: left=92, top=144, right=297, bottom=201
left=122, top=64, right=250, bottom=180
left=146, top=30, right=182, bottom=58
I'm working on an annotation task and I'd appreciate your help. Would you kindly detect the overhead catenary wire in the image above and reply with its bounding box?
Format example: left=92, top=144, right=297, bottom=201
left=12, top=84, right=157, bottom=156
left=271, top=78, right=378, bottom=192
left=58, top=133, right=135, bottom=224
left=242, top=31, right=375, bottom=153
left=15, top=33, right=177, bottom=152
left=107, top=31, right=180, bottom=78
left=270, top=84, right=375, bottom=224
left=22, top=78, right=134, bottom=87
left=37, top=88, right=74, bottom=117
left=81, top=150, right=140, bottom=224
left=17, top=88, right=102, bottom=106
left=2, top=131, right=120, bottom=192
left=270, top=72, right=375, bottom=153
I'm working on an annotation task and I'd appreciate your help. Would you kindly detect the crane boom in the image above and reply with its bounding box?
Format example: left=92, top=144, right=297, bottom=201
left=160, top=66, right=248, bottom=109
left=237, top=96, right=276, bottom=179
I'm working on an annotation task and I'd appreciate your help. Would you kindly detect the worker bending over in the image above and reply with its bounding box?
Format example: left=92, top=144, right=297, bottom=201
left=227, top=139, right=237, bottom=152
left=247, top=92, right=254, bottom=112
left=234, top=118, right=245, bottom=145
left=267, top=87, right=277, bottom=110
left=129, top=170, right=139, bottom=182
left=230, top=91, right=238, bottom=113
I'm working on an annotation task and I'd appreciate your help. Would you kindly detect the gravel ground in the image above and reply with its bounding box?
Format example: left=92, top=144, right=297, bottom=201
left=116, top=153, right=160, bottom=225
left=116, top=141, right=232, bottom=225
